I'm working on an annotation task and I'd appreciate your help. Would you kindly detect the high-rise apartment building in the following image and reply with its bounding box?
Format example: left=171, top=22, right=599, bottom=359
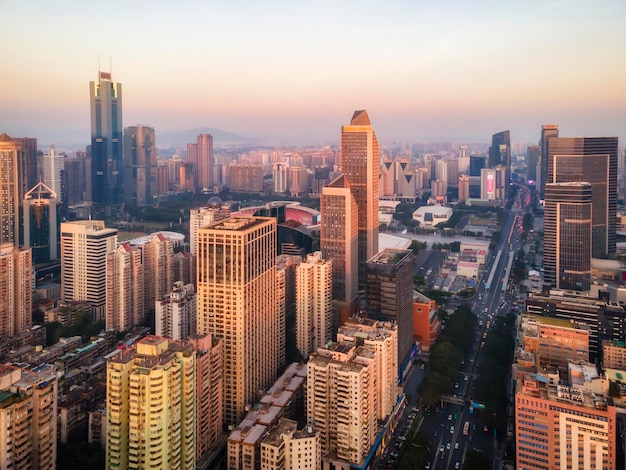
left=260, top=419, right=321, bottom=470
left=366, top=248, right=415, bottom=364
left=0, top=134, right=23, bottom=245
left=189, top=199, right=231, bottom=255
left=340, top=110, right=379, bottom=296
left=156, top=281, right=196, bottom=341
left=0, top=243, right=32, bottom=336
left=307, top=341, right=377, bottom=466
left=539, top=124, right=559, bottom=199
left=22, top=182, right=60, bottom=263
left=273, top=162, right=288, bottom=193
left=105, top=242, right=144, bottom=332
left=106, top=336, right=196, bottom=470
left=123, top=125, right=156, bottom=206
left=296, top=252, right=333, bottom=360
left=336, top=318, right=399, bottom=420
left=320, top=176, right=359, bottom=326
left=0, top=364, right=58, bottom=470
left=547, top=136, right=618, bottom=258
left=90, top=70, right=123, bottom=205
left=188, top=333, right=223, bottom=464
left=130, top=232, right=177, bottom=312
left=229, top=163, right=263, bottom=192
left=61, top=220, right=117, bottom=320
left=196, top=216, right=279, bottom=425
left=544, top=182, right=593, bottom=290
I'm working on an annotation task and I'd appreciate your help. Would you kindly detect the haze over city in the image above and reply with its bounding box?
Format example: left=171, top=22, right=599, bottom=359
left=2, top=0, right=625, bottom=145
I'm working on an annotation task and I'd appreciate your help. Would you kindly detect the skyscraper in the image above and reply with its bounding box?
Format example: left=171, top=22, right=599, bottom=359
left=296, top=252, right=333, bottom=360
left=196, top=216, right=279, bottom=425
left=197, top=134, right=214, bottom=193
left=320, top=176, right=359, bottom=326
left=90, top=70, right=123, bottom=206
left=366, top=248, right=415, bottom=364
left=488, top=130, right=511, bottom=169
left=340, top=110, right=379, bottom=296
left=0, top=134, right=23, bottom=245
left=189, top=199, right=230, bottom=255
left=61, top=220, right=117, bottom=320
left=547, top=136, right=618, bottom=258
left=123, top=125, right=156, bottom=206
left=22, top=182, right=60, bottom=263
left=0, top=364, right=58, bottom=470
left=526, top=145, right=540, bottom=183
left=0, top=243, right=32, bottom=336
left=105, top=242, right=144, bottom=331
left=539, top=124, right=559, bottom=199
left=43, top=144, right=64, bottom=201
left=544, top=182, right=593, bottom=291
left=106, top=336, right=196, bottom=470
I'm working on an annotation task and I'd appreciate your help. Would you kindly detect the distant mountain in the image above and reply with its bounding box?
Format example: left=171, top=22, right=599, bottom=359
left=157, top=127, right=256, bottom=147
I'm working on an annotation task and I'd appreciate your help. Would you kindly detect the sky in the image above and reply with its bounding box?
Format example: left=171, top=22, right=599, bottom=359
left=1, top=0, right=625, bottom=146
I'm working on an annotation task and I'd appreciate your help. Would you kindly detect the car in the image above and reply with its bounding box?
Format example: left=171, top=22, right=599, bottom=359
left=448, top=415, right=452, bottom=421
left=484, top=425, right=489, bottom=432
left=409, top=413, right=416, bottom=419
left=464, top=375, right=468, bottom=381
left=455, top=463, right=460, bottom=469
left=446, top=443, right=451, bottom=450
left=450, top=426, right=454, bottom=434
left=412, top=407, right=419, bottom=412
left=399, top=436, right=406, bottom=441
left=454, top=442, right=459, bottom=449
left=439, top=445, right=445, bottom=453
left=455, top=383, right=459, bottom=389
left=425, top=463, right=431, bottom=470
left=434, top=430, right=438, bottom=437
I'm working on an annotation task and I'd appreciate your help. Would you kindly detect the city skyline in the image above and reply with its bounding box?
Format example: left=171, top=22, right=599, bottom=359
left=1, top=1, right=625, bottom=145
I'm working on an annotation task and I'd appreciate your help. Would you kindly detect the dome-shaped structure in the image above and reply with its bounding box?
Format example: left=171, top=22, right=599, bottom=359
left=207, top=196, right=224, bottom=207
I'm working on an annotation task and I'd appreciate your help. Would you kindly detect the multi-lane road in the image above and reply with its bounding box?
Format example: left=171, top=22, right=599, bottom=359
left=419, top=186, right=530, bottom=469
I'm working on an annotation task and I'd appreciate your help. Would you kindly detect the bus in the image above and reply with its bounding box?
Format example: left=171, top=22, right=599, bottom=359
left=463, top=421, right=470, bottom=436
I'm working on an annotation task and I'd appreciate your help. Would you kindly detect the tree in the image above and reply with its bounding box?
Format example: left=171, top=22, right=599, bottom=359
left=462, top=449, right=491, bottom=469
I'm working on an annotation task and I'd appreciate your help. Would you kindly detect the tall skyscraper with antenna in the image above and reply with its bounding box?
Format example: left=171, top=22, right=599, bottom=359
left=89, top=65, right=123, bottom=206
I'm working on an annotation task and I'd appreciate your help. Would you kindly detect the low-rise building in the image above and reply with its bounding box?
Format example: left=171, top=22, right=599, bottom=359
left=412, top=291, right=439, bottom=352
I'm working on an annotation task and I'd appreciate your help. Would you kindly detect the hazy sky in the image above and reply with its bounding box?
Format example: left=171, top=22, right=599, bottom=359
left=1, top=0, right=625, bottom=145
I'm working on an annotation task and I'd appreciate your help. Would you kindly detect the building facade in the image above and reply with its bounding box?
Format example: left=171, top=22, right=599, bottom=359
left=123, top=125, right=156, bottom=206
left=320, top=176, right=359, bottom=327
left=0, top=244, right=32, bottom=336
left=0, top=364, right=58, bottom=470
left=156, top=281, right=196, bottom=341
left=90, top=70, right=123, bottom=206
left=366, top=248, right=415, bottom=364
left=0, top=133, right=23, bottom=245
left=61, top=220, right=117, bottom=321
left=544, top=182, right=593, bottom=290
left=22, top=182, right=61, bottom=263
left=340, top=110, right=379, bottom=296
left=189, top=200, right=231, bottom=255
left=296, top=252, right=333, bottom=360
left=196, top=216, right=279, bottom=425
left=106, top=242, right=145, bottom=332
left=547, top=136, right=618, bottom=258
left=106, top=336, right=196, bottom=470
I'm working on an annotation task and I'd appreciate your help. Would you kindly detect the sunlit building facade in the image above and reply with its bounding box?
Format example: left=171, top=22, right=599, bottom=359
left=0, top=243, right=32, bottom=336
left=196, top=216, right=279, bottom=425
left=106, top=242, right=145, bottom=332
left=106, top=336, right=196, bottom=470
left=296, top=251, right=333, bottom=359
left=340, top=110, right=379, bottom=296
left=61, top=220, right=117, bottom=321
